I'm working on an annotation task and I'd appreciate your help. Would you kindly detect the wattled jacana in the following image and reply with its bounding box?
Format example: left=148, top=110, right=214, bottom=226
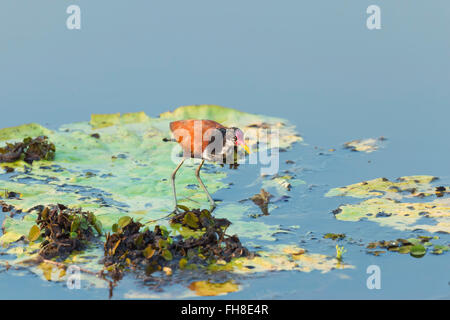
left=169, top=119, right=250, bottom=212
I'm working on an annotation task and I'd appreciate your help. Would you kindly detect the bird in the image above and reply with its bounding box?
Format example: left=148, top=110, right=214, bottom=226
left=169, top=119, right=250, bottom=212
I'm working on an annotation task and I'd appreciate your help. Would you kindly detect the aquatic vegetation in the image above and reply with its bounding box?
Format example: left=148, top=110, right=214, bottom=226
left=1, top=105, right=350, bottom=297
left=188, top=280, right=239, bottom=296
left=431, top=244, right=450, bottom=255
left=343, top=137, right=386, bottom=153
left=260, top=173, right=305, bottom=198
left=409, top=244, right=427, bottom=258
left=250, top=189, right=273, bottom=216
left=327, top=175, right=450, bottom=234
left=324, top=233, right=346, bottom=240
left=366, top=236, right=448, bottom=258
left=335, top=245, right=347, bottom=260
left=32, top=204, right=102, bottom=259
left=208, top=244, right=354, bottom=274
left=0, top=136, right=55, bottom=164
left=326, top=176, right=440, bottom=199
left=103, top=209, right=252, bottom=280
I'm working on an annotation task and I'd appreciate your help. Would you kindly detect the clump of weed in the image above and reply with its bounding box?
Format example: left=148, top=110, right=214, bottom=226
left=28, top=204, right=102, bottom=259
left=0, top=136, right=55, bottom=164
left=102, top=207, right=253, bottom=280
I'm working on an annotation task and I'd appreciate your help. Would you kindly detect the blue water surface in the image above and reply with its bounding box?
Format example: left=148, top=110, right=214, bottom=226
left=0, top=1, right=449, bottom=299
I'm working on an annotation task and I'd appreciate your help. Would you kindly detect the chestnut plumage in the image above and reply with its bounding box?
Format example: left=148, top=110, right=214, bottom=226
left=169, top=119, right=250, bottom=212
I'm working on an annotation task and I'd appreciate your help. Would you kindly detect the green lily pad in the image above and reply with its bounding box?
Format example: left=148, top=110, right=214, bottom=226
left=410, top=245, right=427, bottom=258
left=431, top=244, right=450, bottom=255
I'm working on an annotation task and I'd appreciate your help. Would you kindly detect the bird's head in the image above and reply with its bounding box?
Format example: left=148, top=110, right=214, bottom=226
left=229, top=127, right=251, bottom=154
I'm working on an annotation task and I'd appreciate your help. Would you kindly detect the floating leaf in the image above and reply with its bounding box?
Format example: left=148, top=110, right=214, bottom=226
left=182, top=212, right=199, bottom=229
left=432, top=245, right=450, bottom=255
left=0, top=123, right=52, bottom=142
left=28, top=225, right=40, bottom=242
left=143, top=246, right=155, bottom=259
left=179, top=258, right=188, bottom=269
left=71, top=218, right=80, bottom=233
left=327, top=176, right=450, bottom=234
left=343, top=137, right=385, bottom=153
left=326, top=176, right=437, bottom=199
left=118, top=216, right=132, bottom=228
left=177, top=205, right=190, bottom=212
left=188, top=280, right=240, bottom=296
left=410, top=245, right=427, bottom=258
left=398, top=246, right=412, bottom=254
left=161, top=249, right=173, bottom=261
left=94, top=220, right=102, bottom=235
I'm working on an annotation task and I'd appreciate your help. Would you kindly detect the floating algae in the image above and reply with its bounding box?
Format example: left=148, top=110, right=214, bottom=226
left=327, top=175, right=450, bottom=234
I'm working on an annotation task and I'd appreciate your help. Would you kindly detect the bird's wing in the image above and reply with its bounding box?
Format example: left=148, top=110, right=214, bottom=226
left=169, top=120, right=226, bottom=158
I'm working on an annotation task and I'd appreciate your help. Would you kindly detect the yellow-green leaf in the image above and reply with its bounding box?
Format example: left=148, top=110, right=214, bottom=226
left=28, top=225, right=40, bottom=242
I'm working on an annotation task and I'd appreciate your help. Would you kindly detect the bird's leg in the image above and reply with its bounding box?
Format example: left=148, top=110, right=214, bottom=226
left=171, top=159, right=185, bottom=212
left=195, top=159, right=216, bottom=211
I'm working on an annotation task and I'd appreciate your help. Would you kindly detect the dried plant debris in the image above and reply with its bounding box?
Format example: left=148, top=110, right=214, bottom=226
left=29, top=204, right=102, bottom=259
left=343, top=137, right=386, bottom=153
left=366, top=236, right=449, bottom=258
left=250, top=189, right=273, bottom=216
left=102, top=208, right=253, bottom=280
left=0, top=191, right=21, bottom=215
left=260, top=174, right=305, bottom=197
left=3, top=166, right=14, bottom=173
left=0, top=136, right=55, bottom=164
left=0, top=190, right=21, bottom=200
left=0, top=201, right=15, bottom=213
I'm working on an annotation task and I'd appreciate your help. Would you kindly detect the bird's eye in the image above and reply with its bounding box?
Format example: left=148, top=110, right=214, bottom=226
left=233, top=136, right=237, bottom=142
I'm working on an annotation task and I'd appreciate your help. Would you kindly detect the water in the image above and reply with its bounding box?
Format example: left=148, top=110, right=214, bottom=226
left=0, top=1, right=449, bottom=299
